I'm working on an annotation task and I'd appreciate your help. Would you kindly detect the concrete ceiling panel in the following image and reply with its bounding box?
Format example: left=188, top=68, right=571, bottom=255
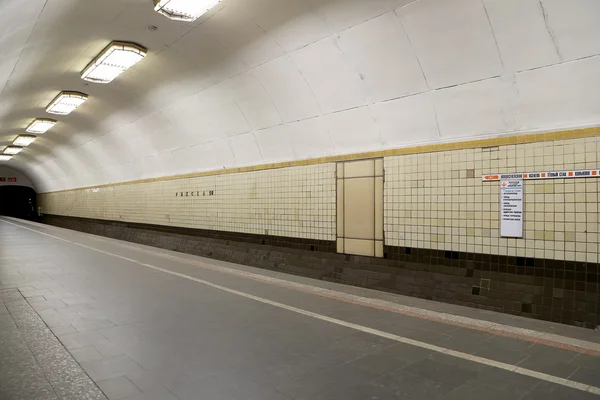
left=371, top=93, right=439, bottom=148
left=288, top=117, right=334, bottom=160
left=397, top=0, right=503, bottom=89
left=307, top=0, right=414, bottom=32
left=248, top=0, right=331, bottom=52
left=483, top=0, right=560, bottom=72
left=432, top=77, right=516, bottom=139
left=253, top=56, right=321, bottom=123
left=336, top=11, right=428, bottom=103
left=324, top=107, right=380, bottom=154
left=291, top=38, right=366, bottom=114
left=198, top=5, right=285, bottom=69
left=540, top=0, right=600, bottom=61
left=514, top=57, right=600, bottom=131
left=229, top=132, right=263, bottom=167
left=254, top=124, right=296, bottom=163
left=223, top=72, right=282, bottom=131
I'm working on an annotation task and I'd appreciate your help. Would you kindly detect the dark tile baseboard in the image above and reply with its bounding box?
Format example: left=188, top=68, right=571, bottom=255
left=42, top=215, right=599, bottom=329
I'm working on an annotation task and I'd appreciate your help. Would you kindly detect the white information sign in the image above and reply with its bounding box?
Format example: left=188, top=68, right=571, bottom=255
left=500, top=180, right=523, bottom=238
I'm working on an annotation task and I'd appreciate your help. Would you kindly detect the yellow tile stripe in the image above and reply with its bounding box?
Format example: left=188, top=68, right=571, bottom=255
left=39, top=126, right=599, bottom=195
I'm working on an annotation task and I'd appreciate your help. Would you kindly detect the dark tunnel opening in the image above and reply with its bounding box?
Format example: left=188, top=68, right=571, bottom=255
left=0, top=186, right=37, bottom=220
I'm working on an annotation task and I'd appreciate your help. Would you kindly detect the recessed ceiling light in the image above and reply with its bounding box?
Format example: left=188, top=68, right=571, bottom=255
left=26, top=118, right=57, bottom=134
left=81, top=41, right=147, bottom=84
left=4, top=146, right=23, bottom=155
left=46, top=91, right=88, bottom=115
left=13, top=135, right=37, bottom=146
left=0, top=155, right=12, bottom=161
left=154, top=0, right=221, bottom=22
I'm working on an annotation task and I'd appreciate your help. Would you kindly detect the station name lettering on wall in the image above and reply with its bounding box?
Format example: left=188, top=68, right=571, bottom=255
left=175, top=190, right=215, bottom=197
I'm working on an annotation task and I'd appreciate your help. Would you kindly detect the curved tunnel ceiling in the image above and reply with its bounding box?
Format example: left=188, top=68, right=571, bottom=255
left=0, top=0, right=599, bottom=192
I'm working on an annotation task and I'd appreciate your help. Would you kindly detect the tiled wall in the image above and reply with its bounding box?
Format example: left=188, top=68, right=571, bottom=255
left=40, top=133, right=600, bottom=264
left=384, top=136, right=600, bottom=263
left=39, top=164, right=337, bottom=241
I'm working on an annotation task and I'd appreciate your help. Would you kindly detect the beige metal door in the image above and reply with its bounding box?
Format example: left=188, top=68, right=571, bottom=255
left=337, top=159, right=383, bottom=257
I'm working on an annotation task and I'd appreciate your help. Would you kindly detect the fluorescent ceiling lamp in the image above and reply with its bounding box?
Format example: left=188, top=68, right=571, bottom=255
left=13, top=135, right=37, bottom=146
left=46, top=91, right=88, bottom=115
left=154, top=0, right=221, bottom=21
left=0, top=155, right=12, bottom=161
left=4, top=146, right=23, bottom=155
left=81, top=41, right=147, bottom=84
left=26, top=118, right=57, bottom=134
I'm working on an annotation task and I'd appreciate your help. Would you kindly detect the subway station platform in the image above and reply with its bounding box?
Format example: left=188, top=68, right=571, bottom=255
left=1, top=217, right=600, bottom=400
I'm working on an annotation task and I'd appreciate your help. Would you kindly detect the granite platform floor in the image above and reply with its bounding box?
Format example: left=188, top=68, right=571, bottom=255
left=1, top=217, right=599, bottom=400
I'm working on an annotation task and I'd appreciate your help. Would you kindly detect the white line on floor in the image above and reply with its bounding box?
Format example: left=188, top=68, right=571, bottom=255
left=73, top=228, right=600, bottom=355
left=21, top=217, right=600, bottom=357
left=3, top=218, right=600, bottom=396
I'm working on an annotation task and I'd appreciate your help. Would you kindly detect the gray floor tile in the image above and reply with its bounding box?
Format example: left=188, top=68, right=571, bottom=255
left=0, top=287, right=107, bottom=400
left=26, top=296, right=48, bottom=303
left=472, top=338, right=532, bottom=365
left=521, top=382, right=599, bottom=400
left=121, top=389, right=179, bottom=400
left=568, top=366, right=600, bottom=388
left=60, top=330, right=110, bottom=349
left=72, top=318, right=115, bottom=332
left=70, top=346, right=105, bottom=363
left=402, top=358, right=478, bottom=390
left=126, top=367, right=188, bottom=393
left=168, top=374, right=240, bottom=400
left=97, top=377, right=141, bottom=400
left=473, top=366, right=541, bottom=397
left=570, top=353, right=600, bottom=369
left=81, top=356, right=145, bottom=381
left=94, top=342, right=129, bottom=358
left=348, top=349, right=412, bottom=375
left=444, top=381, right=516, bottom=400
left=371, top=369, right=450, bottom=400
left=276, top=362, right=381, bottom=399
left=50, top=324, right=77, bottom=336
left=517, top=345, right=580, bottom=378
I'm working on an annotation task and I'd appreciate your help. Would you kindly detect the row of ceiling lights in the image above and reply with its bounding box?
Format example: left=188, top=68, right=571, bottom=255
left=0, top=0, right=221, bottom=163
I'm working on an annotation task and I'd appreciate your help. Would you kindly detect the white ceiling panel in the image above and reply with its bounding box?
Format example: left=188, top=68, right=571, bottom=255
left=337, top=12, right=428, bottom=103
left=198, top=5, right=285, bottom=69
left=288, top=117, right=334, bottom=160
left=308, top=0, right=415, bottom=32
left=249, top=0, right=331, bottom=52
left=483, top=0, right=560, bottom=72
left=253, top=56, right=321, bottom=123
left=229, top=132, right=263, bottom=167
left=541, top=0, right=600, bottom=61
left=223, top=72, right=282, bottom=131
left=372, top=93, right=439, bottom=147
left=515, top=56, right=600, bottom=131
left=324, top=107, right=380, bottom=154
left=291, top=38, right=365, bottom=114
left=433, top=77, right=516, bottom=139
left=398, top=0, right=503, bottom=89
left=254, top=124, right=296, bottom=163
